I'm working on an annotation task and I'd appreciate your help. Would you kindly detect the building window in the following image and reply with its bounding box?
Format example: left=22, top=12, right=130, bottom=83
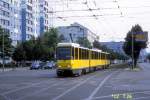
left=0, top=19, right=10, bottom=26
left=45, top=1, right=48, bottom=6
left=0, top=10, right=10, bottom=17
left=27, top=27, right=33, bottom=32
left=28, top=0, right=33, bottom=4
left=27, top=5, right=32, bottom=11
left=3, top=2, right=9, bottom=9
left=27, top=12, right=33, bottom=18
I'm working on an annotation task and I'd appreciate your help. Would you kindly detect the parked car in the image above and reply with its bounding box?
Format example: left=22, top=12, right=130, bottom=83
left=30, top=61, right=42, bottom=70
left=43, top=61, right=56, bottom=69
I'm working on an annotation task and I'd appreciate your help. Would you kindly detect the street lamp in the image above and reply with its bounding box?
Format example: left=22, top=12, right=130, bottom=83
left=2, top=28, right=5, bottom=72
left=132, top=32, right=135, bottom=69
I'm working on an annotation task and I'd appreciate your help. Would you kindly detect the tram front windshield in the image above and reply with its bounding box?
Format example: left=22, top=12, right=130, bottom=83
left=56, top=47, right=72, bottom=60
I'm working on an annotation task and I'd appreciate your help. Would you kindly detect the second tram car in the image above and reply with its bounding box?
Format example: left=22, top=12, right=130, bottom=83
left=56, top=43, right=110, bottom=76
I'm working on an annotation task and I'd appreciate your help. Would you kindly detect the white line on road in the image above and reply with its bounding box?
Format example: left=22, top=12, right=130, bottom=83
left=135, top=96, right=150, bottom=100
left=2, top=79, right=56, bottom=95
left=91, top=95, right=112, bottom=100
left=91, top=87, right=150, bottom=100
left=52, top=74, right=99, bottom=100
left=86, top=71, right=118, bottom=100
left=0, top=94, right=11, bottom=100
left=17, top=81, right=65, bottom=100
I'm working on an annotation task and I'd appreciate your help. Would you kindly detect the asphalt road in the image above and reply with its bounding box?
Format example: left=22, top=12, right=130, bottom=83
left=0, top=63, right=150, bottom=100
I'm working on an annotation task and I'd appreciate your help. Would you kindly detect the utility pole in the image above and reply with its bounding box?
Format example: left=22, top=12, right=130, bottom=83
left=132, top=32, right=135, bottom=69
left=69, top=33, right=73, bottom=43
left=2, top=29, right=5, bottom=72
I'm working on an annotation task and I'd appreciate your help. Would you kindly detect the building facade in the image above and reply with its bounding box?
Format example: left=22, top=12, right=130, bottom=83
left=9, top=0, right=21, bottom=46
left=57, top=23, right=99, bottom=44
left=0, top=0, right=10, bottom=33
left=0, top=0, right=21, bottom=46
left=100, top=41, right=125, bottom=54
left=20, top=0, right=49, bottom=41
left=0, top=0, right=49, bottom=45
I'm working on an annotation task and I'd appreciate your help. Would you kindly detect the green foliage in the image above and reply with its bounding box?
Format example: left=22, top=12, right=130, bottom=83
left=123, top=24, right=148, bottom=66
left=58, top=34, right=66, bottom=42
left=0, top=26, right=13, bottom=57
left=42, top=28, right=58, bottom=48
left=12, top=28, right=59, bottom=62
left=12, top=43, right=26, bottom=61
left=93, top=41, right=112, bottom=52
left=147, top=53, right=150, bottom=61
left=76, top=37, right=92, bottom=48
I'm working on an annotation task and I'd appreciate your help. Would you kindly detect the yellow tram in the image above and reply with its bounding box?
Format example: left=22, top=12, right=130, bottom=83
left=56, top=43, right=110, bottom=76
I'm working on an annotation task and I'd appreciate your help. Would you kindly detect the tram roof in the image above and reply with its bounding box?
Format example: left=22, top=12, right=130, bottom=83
left=57, top=43, right=90, bottom=50
left=57, top=43, right=110, bottom=54
left=91, top=48, right=102, bottom=52
left=57, top=43, right=80, bottom=47
left=101, top=52, right=110, bottom=54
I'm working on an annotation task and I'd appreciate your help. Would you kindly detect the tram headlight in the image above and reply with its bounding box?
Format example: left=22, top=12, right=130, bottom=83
left=58, top=65, right=61, bottom=68
left=67, top=64, right=71, bottom=68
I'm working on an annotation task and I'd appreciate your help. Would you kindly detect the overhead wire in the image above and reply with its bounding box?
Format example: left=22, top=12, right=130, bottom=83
left=49, top=0, right=150, bottom=41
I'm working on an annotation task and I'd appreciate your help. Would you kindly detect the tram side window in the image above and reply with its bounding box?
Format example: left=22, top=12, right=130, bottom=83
left=82, top=49, right=86, bottom=59
left=81, top=49, right=84, bottom=59
left=101, top=53, right=104, bottom=59
left=85, top=50, right=88, bottom=59
left=75, top=48, right=78, bottom=59
left=95, top=52, right=97, bottom=59
left=86, top=50, right=89, bottom=59
left=72, top=47, right=74, bottom=59
left=79, top=48, right=82, bottom=59
left=99, top=53, right=101, bottom=59
left=108, top=54, right=110, bottom=59
left=93, top=52, right=95, bottom=59
left=96, top=52, right=98, bottom=59
left=92, top=51, right=94, bottom=59
left=104, top=54, right=106, bottom=59
left=103, top=54, right=106, bottom=59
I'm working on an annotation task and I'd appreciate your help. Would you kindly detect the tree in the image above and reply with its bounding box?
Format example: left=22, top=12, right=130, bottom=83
left=12, top=43, right=26, bottom=62
left=93, top=40, right=112, bottom=52
left=58, top=34, right=66, bottom=42
left=0, top=26, right=13, bottom=58
left=12, top=27, right=59, bottom=62
left=146, top=53, right=150, bottom=61
left=42, top=28, right=59, bottom=48
left=123, top=24, right=148, bottom=67
left=76, top=37, right=92, bottom=48
left=32, top=37, right=51, bottom=61
left=42, top=28, right=59, bottom=59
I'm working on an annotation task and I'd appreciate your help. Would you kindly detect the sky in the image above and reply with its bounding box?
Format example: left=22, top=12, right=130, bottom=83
left=48, top=0, right=150, bottom=52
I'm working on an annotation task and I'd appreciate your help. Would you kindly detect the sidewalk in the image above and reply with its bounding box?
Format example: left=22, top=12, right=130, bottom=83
left=0, top=67, right=29, bottom=73
left=0, top=68, right=13, bottom=73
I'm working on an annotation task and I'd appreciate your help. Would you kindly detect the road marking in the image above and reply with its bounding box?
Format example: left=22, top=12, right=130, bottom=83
left=135, top=96, right=150, bottom=100
left=17, top=81, right=65, bottom=100
left=0, top=94, right=11, bottom=100
left=91, top=90, right=150, bottom=100
left=86, top=71, right=118, bottom=100
left=91, top=95, right=112, bottom=100
left=2, top=79, right=56, bottom=95
left=52, top=74, right=99, bottom=100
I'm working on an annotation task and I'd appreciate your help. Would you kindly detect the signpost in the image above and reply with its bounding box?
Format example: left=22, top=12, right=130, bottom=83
left=131, top=31, right=148, bottom=68
left=135, top=31, right=148, bottom=42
